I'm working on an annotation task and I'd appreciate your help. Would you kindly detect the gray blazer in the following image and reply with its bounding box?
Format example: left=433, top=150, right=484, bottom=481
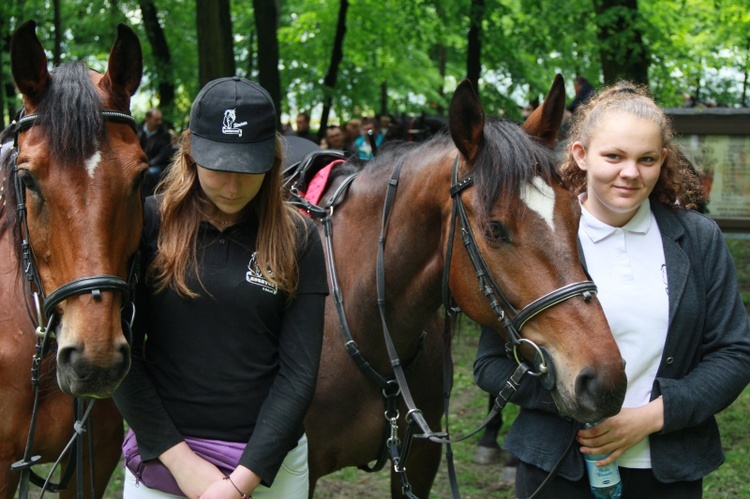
left=473, top=201, right=750, bottom=483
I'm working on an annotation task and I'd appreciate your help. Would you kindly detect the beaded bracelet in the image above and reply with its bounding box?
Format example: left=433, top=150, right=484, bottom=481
left=223, top=475, right=252, bottom=499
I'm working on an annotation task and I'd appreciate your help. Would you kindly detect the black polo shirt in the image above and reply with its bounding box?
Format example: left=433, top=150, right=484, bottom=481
left=113, top=196, right=328, bottom=485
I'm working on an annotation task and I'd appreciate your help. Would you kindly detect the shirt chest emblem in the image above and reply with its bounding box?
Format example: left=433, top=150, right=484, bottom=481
left=246, top=253, right=278, bottom=294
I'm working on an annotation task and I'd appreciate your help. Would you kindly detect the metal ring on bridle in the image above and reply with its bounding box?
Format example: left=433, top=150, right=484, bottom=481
left=513, top=338, right=549, bottom=377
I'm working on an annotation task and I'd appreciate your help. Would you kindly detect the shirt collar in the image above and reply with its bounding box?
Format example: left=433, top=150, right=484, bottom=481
left=579, top=194, right=652, bottom=243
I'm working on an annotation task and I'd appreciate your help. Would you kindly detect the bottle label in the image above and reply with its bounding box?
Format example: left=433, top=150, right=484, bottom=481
left=584, top=455, right=621, bottom=488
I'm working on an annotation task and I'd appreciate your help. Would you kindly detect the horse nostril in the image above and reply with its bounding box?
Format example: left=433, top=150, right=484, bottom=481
left=58, top=344, right=89, bottom=372
left=119, top=342, right=131, bottom=361
left=575, top=366, right=604, bottom=413
left=118, top=343, right=132, bottom=375
left=57, top=345, right=77, bottom=369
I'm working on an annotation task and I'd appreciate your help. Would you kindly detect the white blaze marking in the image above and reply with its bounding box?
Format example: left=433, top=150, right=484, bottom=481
left=521, top=177, right=556, bottom=230
left=84, top=150, right=102, bottom=178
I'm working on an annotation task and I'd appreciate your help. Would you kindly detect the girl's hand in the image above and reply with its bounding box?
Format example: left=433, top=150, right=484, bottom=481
left=577, top=397, right=664, bottom=466
left=159, top=442, right=225, bottom=498
left=200, top=466, right=261, bottom=499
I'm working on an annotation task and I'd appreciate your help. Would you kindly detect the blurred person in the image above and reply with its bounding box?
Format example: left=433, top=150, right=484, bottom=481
left=343, top=119, right=361, bottom=156
left=323, top=125, right=345, bottom=152
left=138, top=107, right=176, bottom=197
left=355, top=117, right=383, bottom=160
left=285, top=111, right=319, bottom=144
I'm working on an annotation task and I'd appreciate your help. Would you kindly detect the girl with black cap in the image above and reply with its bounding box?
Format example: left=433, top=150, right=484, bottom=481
left=114, top=76, right=328, bottom=498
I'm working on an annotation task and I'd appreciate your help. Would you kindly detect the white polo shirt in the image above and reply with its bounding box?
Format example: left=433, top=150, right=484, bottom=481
left=578, top=196, right=669, bottom=469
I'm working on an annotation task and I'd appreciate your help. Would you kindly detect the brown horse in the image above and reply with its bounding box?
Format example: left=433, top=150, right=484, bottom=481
left=303, top=76, right=628, bottom=497
left=0, top=21, right=144, bottom=497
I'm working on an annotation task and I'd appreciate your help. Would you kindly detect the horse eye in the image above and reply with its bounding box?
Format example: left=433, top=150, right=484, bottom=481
left=134, top=169, right=147, bottom=192
left=484, top=221, right=511, bottom=244
left=18, top=170, right=39, bottom=193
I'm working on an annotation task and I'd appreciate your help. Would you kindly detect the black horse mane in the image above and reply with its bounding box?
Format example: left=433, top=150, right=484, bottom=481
left=36, top=62, right=105, bottom=163
left=358, top=118, right=559, bottom=220
left=0, top=61, right=104, bottom=251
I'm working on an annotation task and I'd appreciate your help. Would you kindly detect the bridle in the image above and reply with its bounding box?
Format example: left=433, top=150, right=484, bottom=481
left=10, top=111, right=141, bottom=333
left=443, top=153, right=598, bottom=384
left=8, top=109, right=140, bottom=498
left=374, top=154, right=598, bottom=498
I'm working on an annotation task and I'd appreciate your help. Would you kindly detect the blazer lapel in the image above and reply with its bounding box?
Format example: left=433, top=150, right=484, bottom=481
left=653, top=203, right=689, bottom=327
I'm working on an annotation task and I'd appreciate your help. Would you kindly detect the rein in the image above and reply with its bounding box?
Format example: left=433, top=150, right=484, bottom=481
left=8, top=110, right=140, bottom=498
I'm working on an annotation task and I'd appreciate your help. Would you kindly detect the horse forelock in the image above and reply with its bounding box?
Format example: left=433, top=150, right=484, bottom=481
left=472, top=118, right=558, bottom=221
left=34, top=61, right=104, bottom=165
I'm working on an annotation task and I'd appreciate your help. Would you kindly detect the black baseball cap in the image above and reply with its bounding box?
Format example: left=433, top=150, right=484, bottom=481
left=189, top=76, right=277, bottom=174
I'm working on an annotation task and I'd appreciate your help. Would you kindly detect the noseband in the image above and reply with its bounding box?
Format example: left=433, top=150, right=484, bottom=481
left=442, top=154, right=597, bottom=381
left=9, top=110, right=140, bottom=341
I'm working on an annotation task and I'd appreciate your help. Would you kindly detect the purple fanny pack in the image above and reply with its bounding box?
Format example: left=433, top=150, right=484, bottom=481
left=122, top=429, right=245, bottom=495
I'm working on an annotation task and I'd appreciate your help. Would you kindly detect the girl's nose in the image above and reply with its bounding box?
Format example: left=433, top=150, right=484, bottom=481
left=619, top=161, right=639, bottom=178
left=225, top=173, right=243, bottom=191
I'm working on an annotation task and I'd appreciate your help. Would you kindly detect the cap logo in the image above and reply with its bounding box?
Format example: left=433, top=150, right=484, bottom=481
left=222, top=109, right=248, bottom=137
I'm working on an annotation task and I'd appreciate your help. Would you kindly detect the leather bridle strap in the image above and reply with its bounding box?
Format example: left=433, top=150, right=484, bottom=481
left=319, top=175, right=395, bottom=390
left=512, top=280, right=596, bottom=331
left=376, top=157, right=444, bottom=442
left=44, top=275, right=133, bottom=318
left=14, top=110, right=137, bottom=134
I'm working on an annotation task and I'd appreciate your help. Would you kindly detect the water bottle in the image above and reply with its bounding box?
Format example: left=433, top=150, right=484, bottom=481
left=583, top=420, right=622, bottom=499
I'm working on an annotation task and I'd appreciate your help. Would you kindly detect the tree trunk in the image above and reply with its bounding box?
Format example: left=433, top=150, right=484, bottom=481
left=467, top=0, right=484, bottom=97
left=138, top=0, right=176, bottom=119
left=53, top=0, right=61, bottom=66
left=742, top=37, right=749, bottom=107
left=252, top=0, right=282, bottom=130
left=318, top=0, right=349, bottom=139
left=196, top=0, right=235, bottom=86
left=435, top=43, right=447, bottom=115
left=380, top=81, right=387, bottom=117
left=4, top=83, right=17, bottom=127
left=594, top=0, right=649, bottom=86
left=246, top=30, right=256, bottom=78
left=0, top=17, right=7, bottom=126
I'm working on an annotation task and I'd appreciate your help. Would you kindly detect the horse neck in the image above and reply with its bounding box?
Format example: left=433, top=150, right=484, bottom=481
left=339, top=148, right=454, bottom=339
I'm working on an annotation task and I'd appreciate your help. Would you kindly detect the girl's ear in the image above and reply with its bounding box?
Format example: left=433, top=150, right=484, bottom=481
left=572, top=141, right=588, bottom=170
left=660, top=147, right=668, bottom=163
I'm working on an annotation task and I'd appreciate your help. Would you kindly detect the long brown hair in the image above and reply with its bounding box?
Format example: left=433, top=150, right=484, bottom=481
left=560, top=81, right=705, bottom=210
left=148, top=130, right=305, bottom=298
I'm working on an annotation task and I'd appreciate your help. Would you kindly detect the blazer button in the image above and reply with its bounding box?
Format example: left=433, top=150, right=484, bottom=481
left=666, top=357, right=675, bottom=365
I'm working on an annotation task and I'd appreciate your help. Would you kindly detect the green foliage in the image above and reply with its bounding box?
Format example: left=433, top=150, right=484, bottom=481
left=2, top=1, right=749, bottom=131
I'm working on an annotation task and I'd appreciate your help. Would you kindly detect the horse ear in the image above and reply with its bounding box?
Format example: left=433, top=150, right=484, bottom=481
left=10, top=20, right=51, bottom=108
left=522, top=74, right=566, bottom=147
left=449, top=79, right=485, bottom=162
left=100, top=24, right=143, bottom=102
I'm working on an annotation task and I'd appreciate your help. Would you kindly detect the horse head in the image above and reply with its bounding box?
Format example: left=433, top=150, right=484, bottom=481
left=7, top=20, right=145, bottom=398
left=446, top=76, right=627, bottom=422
